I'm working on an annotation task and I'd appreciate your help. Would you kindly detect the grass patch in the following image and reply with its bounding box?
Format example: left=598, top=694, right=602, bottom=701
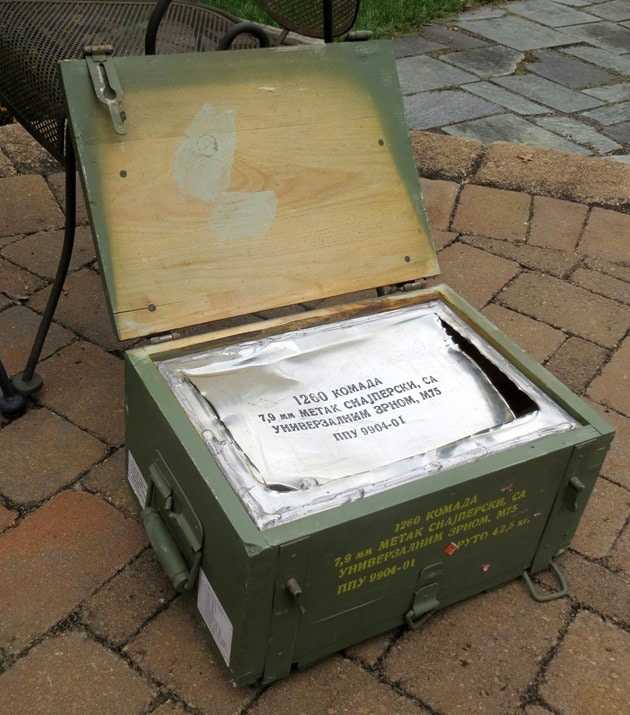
left=207, top=1, right=498, bottom=38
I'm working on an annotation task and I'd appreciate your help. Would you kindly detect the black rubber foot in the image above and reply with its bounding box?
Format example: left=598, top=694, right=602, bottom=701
left=0, top=393, right=28, bottom=419
left=11, top=371, right=44, bottom=396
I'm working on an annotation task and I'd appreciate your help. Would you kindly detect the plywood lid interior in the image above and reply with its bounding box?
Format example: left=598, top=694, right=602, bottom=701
left=61, top=41, right=438, bottom=340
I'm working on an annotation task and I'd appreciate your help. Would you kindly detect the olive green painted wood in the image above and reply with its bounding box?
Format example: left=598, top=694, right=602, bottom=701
left=124, top=287, right=613, bottom=685
left=60, top=41, right=438, bottom=341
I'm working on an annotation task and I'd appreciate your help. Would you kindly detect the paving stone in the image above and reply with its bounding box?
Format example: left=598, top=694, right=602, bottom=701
left=582, top=100, right=630, bottom=126
left=345, top=631, right=395, bottom=668
left=608, top=154, right=630, bottom=164
left=81, top=549, right=176, bottom=647
left=425, top=243, right=520, bottom=309
left=411, top=131, right=484, bottom=180
left=498, top=272, right=628, bottom=348
left=46, top=171, right=90, bottom=225
left=392, top=36, right=444, bottom=59
left=508, top=0, right=601, bottom=26
left=475, top=141, right=630, bottom=209
left=126, top=597, right=259, bottom=712
left=544, top=337, right=609, bottom=393
left=420, top=178, right=459, bottom=230
left=495, top=75, right=603, bottom=113
left=404, top=89, right=501, bottom=130
left=0, top=304, right=74, bottom=376
left=37, top=341, right=125, bottom=444
left=583, top=81, right=630, bottom=102
left=421, top=24, right=488, bottom=49
left=431, top=229, right=458, bottom=251
left=0, top=631, right=156, bottom=714
left=588, top=337, right=630, bottom=417
left=0, top=148, right=16, bottom=178
left=580, top=207, right=630, bottom=264
left=0, top=408, right=106, bottom=505
left=610, top=522, right=629, bottom=573
left=1, top=226, right=95, bottom=280
left=29, top=268, right=124, bottom=351
left=603, top=120, right=630, bottom=145
left=396, top=56, right=477, bottom=95
left=571, top=267, right=630, bottom=304
left=583, top=255, right=630, bottom=285
left=526, top=48, right=615, bottom=89
left=456, top=6, right=506, bottom=20
left=452, top=184, right=531, bottom=242
left=559, top=20, right=630, bottom=53
left=0, top=256, right=45, bottom=301
left=534, top=116, right=621, bottom=154
left=0, top=490, right=146, bottom=653
left=457, top=16, right=577, bottom=51
left=464, top=235, right=580, bottom=278
left=529, top=196, right=588, bottom=253
left=81, top=448, right=141, bottom=516
left=481, top=304, right=566, bottom=362
left=0, top=502, right=17, bottom=532
left=250, top=655, right=427, bottom=715
left=572, top=477, right=629, bottom=559
left=151, top=701, right=188, bottom=715
left=445, top=115, right=590, bottom=154
left=383, top=582, right=569, bottom=715
left=0, top=174, right=65, bottom=237
left=534, top=551, right=629, bottom=624
left=540, top=611, right=629, bottom=714
left=565, top=45, right=630, bottom=74
left=464, top=82, right=550, bottom=115
left=586, top=404, right=630, bottom=489
left=0, top=124, right=62, bottom=175
left=585, top=0, right=630, bottom=21
left=440, top=46, right=525, bottom=78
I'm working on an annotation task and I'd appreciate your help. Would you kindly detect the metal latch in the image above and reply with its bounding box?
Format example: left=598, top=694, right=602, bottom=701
left=83, top=45, right=127, bottom=135
left=405, top=562, right=443, bottom=629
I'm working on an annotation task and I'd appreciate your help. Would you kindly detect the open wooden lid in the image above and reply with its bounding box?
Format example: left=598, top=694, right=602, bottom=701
left=61, top=41, right=438, bottom=341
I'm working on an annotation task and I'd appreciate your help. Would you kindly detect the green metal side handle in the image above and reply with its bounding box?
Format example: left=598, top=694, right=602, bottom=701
left=141, top=506, right=201, bottom=593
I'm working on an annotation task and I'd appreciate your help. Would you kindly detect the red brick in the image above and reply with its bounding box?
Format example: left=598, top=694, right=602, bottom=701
left=0, top=256, right=44, bottom=301
left=38, top=341, right=125, bottom=444
left=0, top=304, right=74, bottom=377
left=499, top=273, right=628, bottom=349
left=81, top=448, right=140, bottom=516
left=0, top=631, right=155, bottom=714
left=46, top=171, right=90, bottom=225
left=579, top=207, right=630, bottom=264
left=2, top=226, right=95, bottom=280
left=544, top=337, right=609, bottom=394
left=0, top=124, right=62, bottom=175
left=540, top=611, right=629, bottom=715
left=528, top=196, right=587, bottom=253
left=0, top=408, right=107, bottom=505
left=572, top=477, right=629, bottom=560
left=452, top=184, right=531, bottom=242
left=482, top=303, right=565, bottom=363
left=0, top=175, right=64, bottom=237
left=384, top=582, right=569, bottom=714
left=426, top=242, right=520, bottom=309
left=251, top=656, right=426, bottom=715
left=420, top=178, right=459, bottom=231
left=0, top=490, right=146, bottom=653
left=432, top=229, right=458, bottom=251
left=81, top=549, right=176, bottom=647
left=610, top=523, right=629, bottom=575
left=0, top=502, right=17, bottom=532
left=30, top=268, right=125, bottom=351
left=345, top=631, right=396, bottom=668
left=571, top=267, right=630, bottom=305
left=126, top=598, right=258, bottom=712
left=588, top=338, right=630, bottom=417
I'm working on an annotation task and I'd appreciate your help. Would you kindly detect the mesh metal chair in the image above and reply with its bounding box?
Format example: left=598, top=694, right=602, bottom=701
left=0, top=0, right=270, bottom=395
left=259, top=0, right=361, bottom=43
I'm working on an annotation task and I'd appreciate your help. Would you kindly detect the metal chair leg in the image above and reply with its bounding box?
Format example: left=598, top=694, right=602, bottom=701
left=12, top=126, right=77, bottom=396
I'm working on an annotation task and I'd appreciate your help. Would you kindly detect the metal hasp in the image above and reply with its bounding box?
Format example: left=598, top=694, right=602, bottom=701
left=83, top=45, right=127, bottom=135
left=405, top=562, right=443, bottom=629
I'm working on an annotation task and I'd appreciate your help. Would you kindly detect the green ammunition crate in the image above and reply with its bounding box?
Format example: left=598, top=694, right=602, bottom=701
left=60, top=41, right=613, bottom=686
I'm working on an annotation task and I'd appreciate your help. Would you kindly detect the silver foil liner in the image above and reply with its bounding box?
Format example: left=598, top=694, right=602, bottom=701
left=158, top=301, right=578, bottom=529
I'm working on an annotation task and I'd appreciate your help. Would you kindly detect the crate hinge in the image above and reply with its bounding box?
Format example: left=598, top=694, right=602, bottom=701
left=83, top=45, right=127, bottom=135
